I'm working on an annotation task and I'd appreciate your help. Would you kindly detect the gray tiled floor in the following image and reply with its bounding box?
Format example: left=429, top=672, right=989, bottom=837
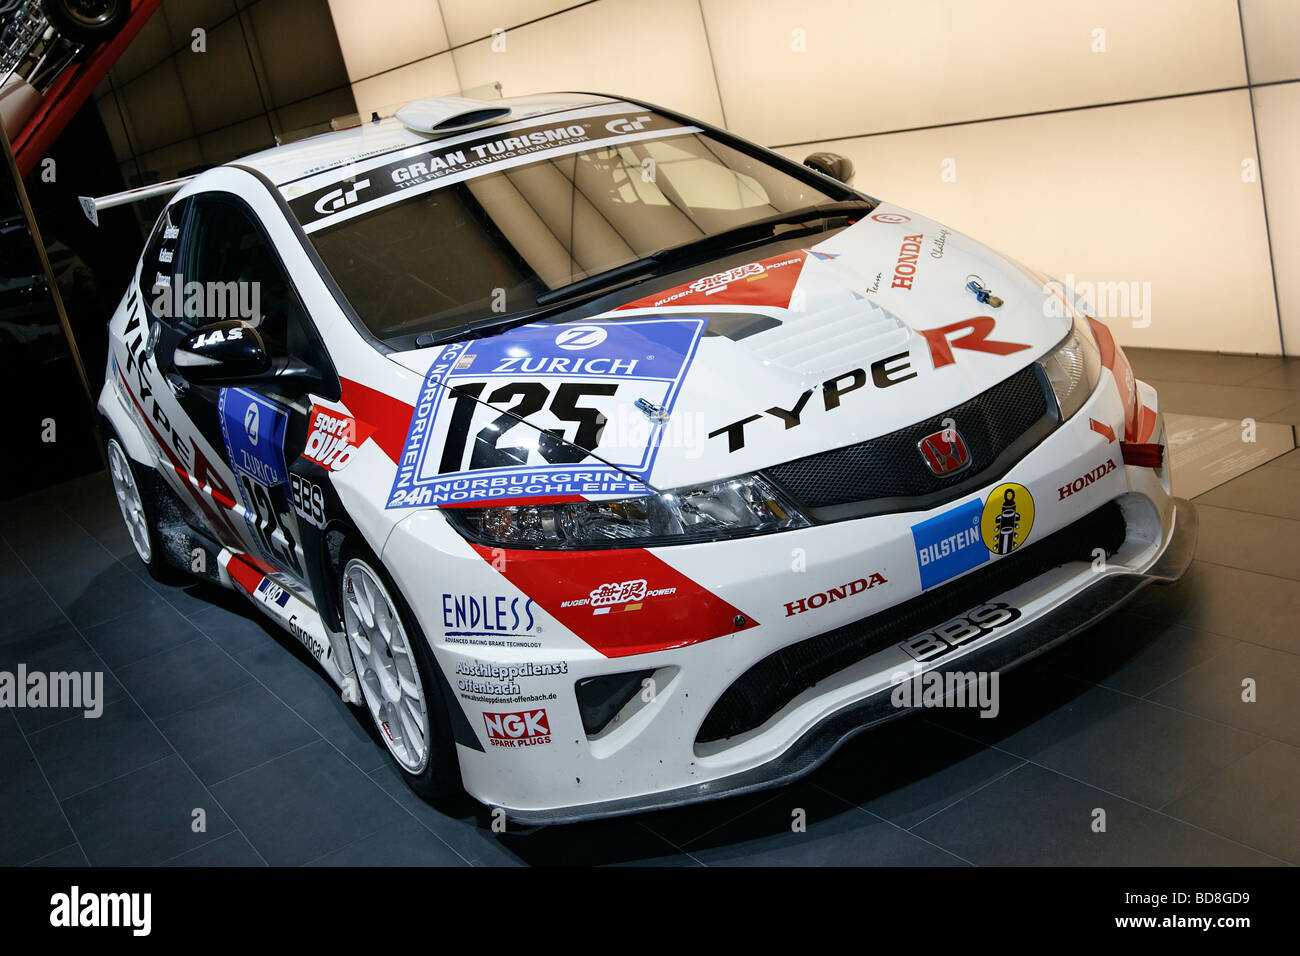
left=1, top=348, right=1297, bottom=866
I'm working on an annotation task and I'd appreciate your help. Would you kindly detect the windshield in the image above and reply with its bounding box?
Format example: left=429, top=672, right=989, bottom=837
left=305, top=114, right=845, bottom=342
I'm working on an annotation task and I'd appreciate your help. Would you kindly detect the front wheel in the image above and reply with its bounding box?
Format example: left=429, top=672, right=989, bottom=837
left=340, top=544, right=460, bottom=800
left=105, top=435, right=175, bottom=583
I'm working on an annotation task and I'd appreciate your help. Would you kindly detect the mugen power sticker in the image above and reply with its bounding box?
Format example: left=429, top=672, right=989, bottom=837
left=387, top=318, right=705, bottom=508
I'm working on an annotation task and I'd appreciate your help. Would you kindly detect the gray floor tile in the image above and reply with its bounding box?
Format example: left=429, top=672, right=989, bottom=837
left=117, top=637, right=252, bottom=720
left=156, top=681, right=320, bottom=785
left=81, top=602, right=204, bottom=669
left=26, top=695, right=173, bottom=799
left=307, top=817, right=473, bottom=867
left=912, top=763, right=1278, bottom=866
left=209, top=739, right=408, bottom=866
left=1194, top=503, right=1300, bottom=580
left=161, top=831, right=266, bottom=866
left=1163, top=741, right=1300, bottom=864
left=62, top=755, right=234, bottom=866
left=1147, top=641, right=1300, bottom=748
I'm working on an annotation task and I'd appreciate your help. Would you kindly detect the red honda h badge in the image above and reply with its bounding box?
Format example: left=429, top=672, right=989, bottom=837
left=918, top=427, right=971, bottom=476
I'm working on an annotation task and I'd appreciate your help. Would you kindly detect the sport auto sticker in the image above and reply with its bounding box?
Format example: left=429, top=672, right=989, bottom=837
left=910, top=483, right=1036, bottom=590
left=387, top=317, right=706, bottom=509
left=218, top=388, right=302, bottom=574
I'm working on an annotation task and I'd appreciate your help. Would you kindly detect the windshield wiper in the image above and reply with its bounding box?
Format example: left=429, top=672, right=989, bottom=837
left=413, top=200, right=871, bottom=348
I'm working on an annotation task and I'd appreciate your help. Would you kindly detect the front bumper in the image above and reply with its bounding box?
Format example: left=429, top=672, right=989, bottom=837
left=507, top=496, right=1196, bottom=824
left=382, top=369, right=1191, bottom=824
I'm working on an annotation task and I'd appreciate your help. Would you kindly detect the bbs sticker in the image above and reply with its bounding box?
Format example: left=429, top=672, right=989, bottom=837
left=387, top=318, right=705, bottom=508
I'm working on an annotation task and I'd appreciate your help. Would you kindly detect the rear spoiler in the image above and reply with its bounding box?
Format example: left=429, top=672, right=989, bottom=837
left=77, top=175, right=195, bottom=226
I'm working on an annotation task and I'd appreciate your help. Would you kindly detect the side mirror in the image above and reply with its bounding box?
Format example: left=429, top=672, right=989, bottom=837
left=803, top=151, right=855, bottom=186
left=174, top=320, right=269, bottom=384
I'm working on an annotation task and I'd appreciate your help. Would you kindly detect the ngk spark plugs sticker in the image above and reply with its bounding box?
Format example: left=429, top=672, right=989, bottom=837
left=218, top=388, right=302, bottom=574
left=483, top=709, right=552, bottom=748
left=387, top=317, right=705, bottom=508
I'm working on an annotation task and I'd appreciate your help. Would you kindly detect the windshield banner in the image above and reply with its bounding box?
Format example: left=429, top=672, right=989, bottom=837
left=285, top=108, right=698, bottom=232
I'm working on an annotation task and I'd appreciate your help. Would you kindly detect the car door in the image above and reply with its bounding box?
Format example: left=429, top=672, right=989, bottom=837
left=160, top=193, right=333, bottom=597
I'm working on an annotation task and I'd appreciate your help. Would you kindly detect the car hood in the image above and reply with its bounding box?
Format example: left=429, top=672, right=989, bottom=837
left=386, top=202, right=1073, bottom=500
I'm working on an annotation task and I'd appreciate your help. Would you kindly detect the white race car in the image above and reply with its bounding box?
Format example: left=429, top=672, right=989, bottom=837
left=91, top=92, right=1196, bottom=823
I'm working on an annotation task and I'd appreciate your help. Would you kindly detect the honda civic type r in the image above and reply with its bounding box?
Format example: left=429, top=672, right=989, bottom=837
left=92, top=92, right=1195, bottom=823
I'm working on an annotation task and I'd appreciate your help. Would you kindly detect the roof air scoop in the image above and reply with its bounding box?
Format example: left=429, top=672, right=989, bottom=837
left=395, top=97, right=512, bottom=134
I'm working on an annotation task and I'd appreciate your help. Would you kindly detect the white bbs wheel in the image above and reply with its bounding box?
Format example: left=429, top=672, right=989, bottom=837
left=342, top=558, right=431, bottom=774
left=106, top=438, right=152, bottom=565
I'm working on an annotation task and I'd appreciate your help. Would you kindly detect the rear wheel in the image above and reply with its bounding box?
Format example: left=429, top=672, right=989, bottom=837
left=41, top=0, right=129, bottom=44
left=340, top=543, right=459, bottom=799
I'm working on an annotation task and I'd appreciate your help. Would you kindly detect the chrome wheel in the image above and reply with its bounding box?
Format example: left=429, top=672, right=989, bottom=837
left=106, top=439, right=151, bottom=565
left=342, top=559, right=431, bottom=774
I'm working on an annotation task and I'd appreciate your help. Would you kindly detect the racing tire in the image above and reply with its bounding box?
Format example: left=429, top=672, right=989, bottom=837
left=339, top=539, right=461, bottom=801
left=104, top=433, right=180, bottom=584
left=41, top=0, right=129, bottom=45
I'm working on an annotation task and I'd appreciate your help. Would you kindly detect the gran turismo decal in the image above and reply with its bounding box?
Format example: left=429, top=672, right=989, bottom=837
left=980, top=482, right=1034, bottom=555
left=784, top=573, right=887, bottom=617
left=911, top=498, right=987, bottom=590
left=483, top=709, right=552, bottom=748
left=388, top=318, right=705, bottom=508
left=289, top=111, right=697, bottom=231
left=898, top=602, right=1022, bottom=662
left=1058, top=459, right=1117, bottom=501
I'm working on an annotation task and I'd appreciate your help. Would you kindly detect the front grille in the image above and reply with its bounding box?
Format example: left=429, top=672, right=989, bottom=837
left=696, top=500, right=1127, bottom=744
left=765, top=364, right=1056, bottom=519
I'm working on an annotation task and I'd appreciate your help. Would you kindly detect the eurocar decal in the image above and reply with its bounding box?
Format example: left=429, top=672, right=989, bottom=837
left=617, top=249, right=810, bottom=311
left=387, top=317, right=705, bottom=508
left=911, top=498, right=987, bottom=590
left=289, top=109, right=698, bottom=231
left=470, top=544, right=757, bottom=658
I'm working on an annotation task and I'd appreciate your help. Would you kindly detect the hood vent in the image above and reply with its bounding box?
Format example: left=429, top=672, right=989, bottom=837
left=746, top=296, right=911, bottom=376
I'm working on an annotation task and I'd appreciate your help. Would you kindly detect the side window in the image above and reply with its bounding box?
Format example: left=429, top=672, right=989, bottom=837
left=178, top=196, right=327, bottom=370
left=139, top=200, right=186, bottom=316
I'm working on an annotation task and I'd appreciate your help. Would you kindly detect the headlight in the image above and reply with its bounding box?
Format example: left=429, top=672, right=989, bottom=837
left=443, top=473, right=810, bottom=549
left=1037, top=315, right=1102, bottom=420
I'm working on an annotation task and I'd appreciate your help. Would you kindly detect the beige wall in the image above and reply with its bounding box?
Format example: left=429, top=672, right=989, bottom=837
left=325, top=0, right=1300, bottom=355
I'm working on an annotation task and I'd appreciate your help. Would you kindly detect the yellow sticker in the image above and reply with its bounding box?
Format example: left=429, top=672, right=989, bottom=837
left=981, top=483, right=1034, bottom=555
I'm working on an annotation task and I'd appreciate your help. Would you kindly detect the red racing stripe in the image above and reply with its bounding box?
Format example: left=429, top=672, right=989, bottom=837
left=470, top=544, right=758, bottom=658
left=339, top=377, right=415, bottom=464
